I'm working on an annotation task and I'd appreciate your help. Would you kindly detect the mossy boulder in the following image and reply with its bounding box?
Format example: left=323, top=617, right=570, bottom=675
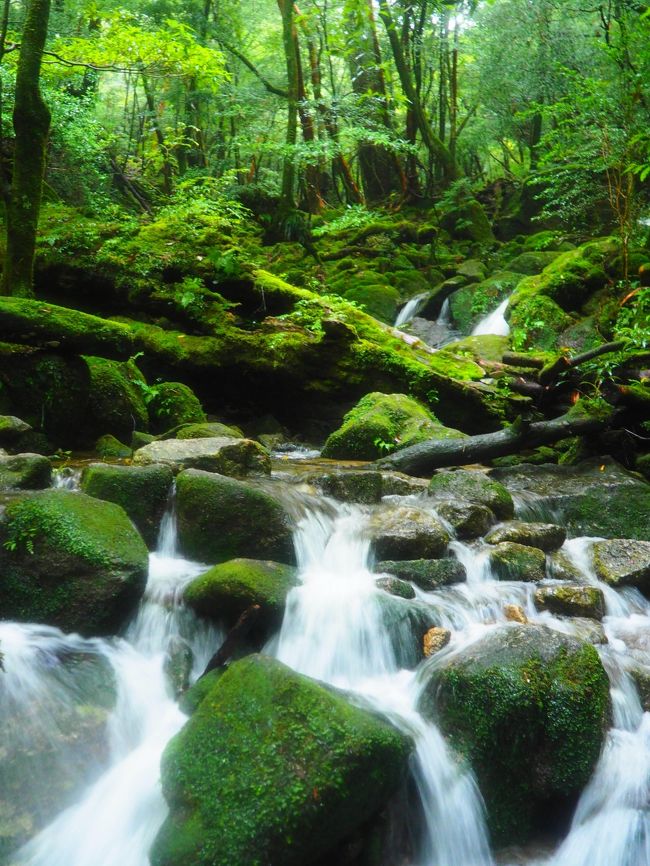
left=418, top=624, right=610, bottom=845
left=0, top=490, right=148, bottom=634
left=148, top=381, right=207, bottom=433
left=95, top=434, right=132, bottom=460
left=485, top=521, right=566, bottom=552
left=83, top=356, right=148, bottom=442
left=508, top=293, right=573, bottom=352
left=80, top=462, right=174, bottom=548
left=133, top=437, right=271, bottom=477
left=490, top=458, right=650, bottom=541
left=151, top=654, right=411, bottom=866
left=0, top=453, right=52, bottom=491
left=312, top=470, right=384, bottom=504
left=184, top=559, right=299, bottom=630
left=176, top=470, right=295, bottom=564
left=0, top=415, right=31, bottom=448
left=439, top=199, right=495, bottom=244
left=428, top=469, right=514, bottom=519
left=435, top=500, right=494, bottom=540
left=591, top=539, right=650, bottom=592
left=488, top=542, right=546, bottom=583
left=375, top=575, right=416, bottom=599
left=368, top=506, right=450, bottom=561
left=505, top=251, right=562, bottom=275
left=342, top=282, right=401, bottom=323
left=375, top=558, right=466, bottom=590
left=534, top=585, right=605, bottom=620
left=175, top=422, right=243, bottom=440
left=322, top=392, right=466, bottom=461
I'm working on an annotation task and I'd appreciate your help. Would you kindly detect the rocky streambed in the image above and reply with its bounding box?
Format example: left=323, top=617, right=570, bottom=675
left=1, top=436, right=650, bottom=866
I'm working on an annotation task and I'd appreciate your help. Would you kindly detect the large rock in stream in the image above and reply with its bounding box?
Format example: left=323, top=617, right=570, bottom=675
left=81, top=462, right=173, bottom=548
left=133, top=436, right=271, bottom=476
left=151, top=655, right=412, bottom=866
left=418, top=624, right=610, bottom=846
left=0, top=453, right=52, bottom=491
left=175, top=470, right=295, bottom=564
left=490, top=458, right=650, bottom=541
left=0, top=490, right=148, bottom=634
left=368, top=506, right=450, bottom=561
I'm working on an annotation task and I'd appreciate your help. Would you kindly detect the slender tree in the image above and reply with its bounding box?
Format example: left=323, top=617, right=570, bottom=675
left=1, top=0, right=52, bottom=297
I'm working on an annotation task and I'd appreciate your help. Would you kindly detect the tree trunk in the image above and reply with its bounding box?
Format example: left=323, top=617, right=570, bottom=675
left=378, top=0, right=458, bottom=183
left=374, top=411, right=615, bottom=476
left=1, top=0, right=52, bottom=298
left=278, top=0, right=299, bottom=206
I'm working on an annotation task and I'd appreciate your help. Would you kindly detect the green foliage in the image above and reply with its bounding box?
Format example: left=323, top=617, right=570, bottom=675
left=312, top=206, right=380, bottom=238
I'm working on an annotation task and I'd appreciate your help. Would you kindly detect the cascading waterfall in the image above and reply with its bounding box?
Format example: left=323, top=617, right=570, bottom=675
left=4, top=474, right=650, bottom=866
left=472, top=294, right=512, bottom=337
left=274, top=500, right=494, bottom=866
left=4, top=488, right=218, bottom=866
left=395, top=293, right=430, bottom=328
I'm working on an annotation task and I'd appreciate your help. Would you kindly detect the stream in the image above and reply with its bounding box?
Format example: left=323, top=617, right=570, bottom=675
left=2, top=466, right=650, bottom=865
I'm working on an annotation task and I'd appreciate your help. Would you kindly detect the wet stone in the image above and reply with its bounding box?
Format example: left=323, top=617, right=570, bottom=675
left=423, top=627, right=451, bottom=657
left=485, top=521, right=566, bottom=552
left=375, top=559, right=466, bottom=591
left=375, top=576, right=416, bottom=600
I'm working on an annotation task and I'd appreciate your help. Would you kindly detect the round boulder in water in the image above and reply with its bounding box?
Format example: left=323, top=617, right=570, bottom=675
left=175, top=469, right=295, bottom=564
left=0, top=453, right=51, bottom=491
left=435, top=499, right=494, bottom=540
left=375, top=558, right=466, bottom=590
left=418, top=623, right=610, bottom=846
left=429, top=469, right=514, bottom=520
left=0, top=490, right=148, bottom=635
left=592, top=539, right=650, bottom=591
left=184, top=558, right=299, bottom=630
left=133, top=436, right=271, bottom=477
left=151, top=655, right=412, bottom=866
left=534, top=585, right=605, bottom=621
left=368, top=506, right=450, bottom=561
left=81, top=462, right=174, bottom=548
left=485, top=520, right=566, bottom=552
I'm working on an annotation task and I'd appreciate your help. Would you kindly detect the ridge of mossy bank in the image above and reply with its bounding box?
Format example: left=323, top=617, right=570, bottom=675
left=151, top=654, right=412, bottom=866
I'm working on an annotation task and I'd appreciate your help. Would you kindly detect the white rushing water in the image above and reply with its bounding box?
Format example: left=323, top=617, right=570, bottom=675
left=395, top=293, right=430, bottom=328
left=4, top=479, right=650, bottom=865
left=3, top=491, right=217, bottom=866
left=472, top=295, right=512, bottom=337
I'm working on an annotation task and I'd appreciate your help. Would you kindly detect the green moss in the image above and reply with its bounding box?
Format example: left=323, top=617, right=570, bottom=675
left=342, top=283, right=400, bottom=323
left=488, top=542, right=546, bottom=582
left=420, top=627, right=609, bottom=846
left=148, top=381, right=207, bottom=433
left=505, top=251, right=561, bottom=275
left=84, top=356, right=149, bottom=441
left=175, top=421, right=243, bottom=440
left=80, top=462, right=174, bottom=548
left=0, top=490, right=148, bottom=634
left=447, top=272, right=521, bottom=333
left=176, top=469, right=295, bottom=564
left=184, top=558, right=298, bottom=627
left=95, top=434, right=132, bottom=460
left=508, top=292, right=573, bottom=352
left=322, top=392, right=466, bottom=460
left=151, top=655, right=411, bottom=866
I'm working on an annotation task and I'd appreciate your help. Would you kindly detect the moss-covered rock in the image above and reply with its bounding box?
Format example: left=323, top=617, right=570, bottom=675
left=322, top=392, right=466, bottom=461
left=312, top=470, right=384, bottom=504
left=418, top=624, right=610, bottom=845
left=435, top=500, right=494, bottom=540
left=80, top=462, right=173, bottom=548
left=375, top=575, right=416, bottom=599
left=83, top=356, right=148, bottom=441
left=175, top=422, right=243, bottom=440
left=368, top=506, right=450, bottom=561
left=148, top=381, right=206, bottom=433
left=448, top=271, right=521, bottom=333
left=0, top=415, right=31, bottom=447
left=505, top=251, right=562, bottom=275
left=151, top=654, right=411, bottom=866
left=428, top=469, right=514, bottom=519
left=176, top=470, right=295, bottom=564
left=0, top=490, right=148, bottom=634
left=592, top=539, right=650, bottom=592
left=184, top=559, right=298, bottom=630
left=342, top=282, right=401, bottom=323
left=95, top=434, right=132, bottom=460
left=0, top=453, right=52, bottom=491
left=485, top=521, right=566, bottom=552
left=439, top=199, right=495, bottom=244
left=133, top=437, right=271, bottom=477
left=488, top=542, right=546, bottom=582
left=490, top=458, right=650, bottom=541
left=534, top=585, right=605, bottom=620
left=508, top=292, right=573, bottom=352
left=375, top=558, right=466, bottom=590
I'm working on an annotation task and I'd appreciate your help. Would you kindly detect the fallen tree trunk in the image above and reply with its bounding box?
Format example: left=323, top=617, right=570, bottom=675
left=0, top=297, right=135, bottom=359
left=374, top=410, right=616, bottom=476
left=539, top=341, right=627, bottom=386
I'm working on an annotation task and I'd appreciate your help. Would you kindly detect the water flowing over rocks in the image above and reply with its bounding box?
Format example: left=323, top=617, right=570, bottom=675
left=419, top=624, right=611, bottom=846
left=429, top=468, right=515, bottom=519
left=132, top=436, right=271, bottom=477
left=375, top=558, right=466, bottom=590
left=150, top=655, right=412, bottom=866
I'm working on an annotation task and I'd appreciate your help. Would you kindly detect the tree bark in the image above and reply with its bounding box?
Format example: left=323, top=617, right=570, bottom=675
left=278, top=0, right=299, bottom=206
left=374, top=411, right=615, bottom=476
left=1, top=0, right=52, bottom=298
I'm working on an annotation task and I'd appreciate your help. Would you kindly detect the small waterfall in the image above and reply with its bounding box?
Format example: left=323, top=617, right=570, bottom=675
left=275, top=502, right=494, bottom=866
left=437, top=297, right=451, bottom=326
left=52, top=467, right=82, bottom=490
left=395, top=293, right=429, bottom=328
left=472, top=295, right=512, bottom=337
left=8, top=488, right=217, bottom=866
